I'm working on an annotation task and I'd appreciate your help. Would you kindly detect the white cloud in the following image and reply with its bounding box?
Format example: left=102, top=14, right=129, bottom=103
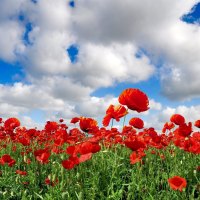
left=74, top=96, right=118, bottom=117
left=0, top=102, right=27, bottom=118
left=20, top=115, right=43, bottom=129
left=73, top=0, right=197, bottom=44
left=146, top=104, right=200, bottom=132
left=0, top=0, right=200, bottom=129
left=0, top=0, right=26, bottom=61
left=175, top=105, right=200, bottom=123
left=73, top=0, right=200, bottom=100
left=149, top=99, right=162, bottom=110
left=0, top=0, right=25, bottom=19
left=158, top=107, right=176, bottom=124
left=70, top=43, right=155, bottom=88
left=0, top=83, right=65, bottom=111
left=20, top=0, right=75, bottom=76
left=160, top=22, right=200, bottom=100
left=0, top=20, right=25, bottom=61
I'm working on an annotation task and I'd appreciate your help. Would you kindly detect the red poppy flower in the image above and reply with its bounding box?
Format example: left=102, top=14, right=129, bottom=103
left=151, top=150, right=157, bottom=154
left=194, top=120, right=200, bottom=128
left=78, top=153, right=92, bottom=163
left=34, top=149, right=51, bottom=164
left=79, top=117, right=98, bottom=133
left=18, top=137, right=30, bottom=146
left=45, top=178, right=51, bottom=185
left=27, top=128, right=37, bottom=137
left=124, top=139, right=146, bottom=152
left=60, top=124, right=68, bottom=130
left=162, top=122, right=175, bottom=133
left=118, top=88, right=149, bottom=112
left=62, top=156, right=79, bottom=170
left=130, top=152, right=141, bottom=164
left=62, top=160, right=75, bottom=170
left=16, top=170, right=27, bottom=176
left=45, top=121, right=58, bottom=132
left=192, top=132, right=200, bottom=140
left=102, top=104, right=128, bottom=127
left=8, top=159, right=16, bottom=167
left=1, top=154, right=12, bottom=163
left=129, top=117, right=144, bottom=129
left=170, top=114, right=185, bottom=125
left=70, top=117, right=80, bottom=124
left=4, top=118, right=20, bottom=130
left=174, top=122, right=192, bottom=138
left=59, top=118, right=64, bottom=123
left=168, top=176, right=187, bottom=192
left=79, top=142, right=101, bottom=154
left=130, top=151, right=146, bottom=164
left=45, top=177, right=59, bottom=187
left=122, top=126, right=136, bottom=135
left=0, top=154, right=16, bottom=167
left=188, top=140, right=200, bottom=154
left=66, top=146, right=77, bottom=156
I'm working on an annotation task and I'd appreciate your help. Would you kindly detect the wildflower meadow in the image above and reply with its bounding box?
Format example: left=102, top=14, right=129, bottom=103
left=0, top=88, right=199, bottom=199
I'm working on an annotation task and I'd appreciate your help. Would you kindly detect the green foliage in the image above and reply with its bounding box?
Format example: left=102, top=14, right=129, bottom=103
left=0, top=144, right=199, bottom=200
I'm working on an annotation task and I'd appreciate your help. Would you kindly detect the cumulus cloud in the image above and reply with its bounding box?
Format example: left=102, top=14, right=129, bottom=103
left=20, top=0, right=74, bottom=76
left=0, top=0, right=200, bottom=128
left=73, top=0, right=200, bottom=100
left=70, top=43, right=155, bottom=88
left=0, top=0, right=30, bottom=61
left=0, top=102, right=27, bottom=118
left=0, top=79, right=113, bottom=125
left=165, top=105, right=200, bottom=123
left=30, top=76, right=92, bottom=102
left=73, top=0, right=197, bottom=44
left=74, top=96, right=118, bottom=117
left=149, top=99, right=162, bottom=111
left=20, top=115, right=43, bottom=129
left=0, top=83, right=65, bottom=110
left=160, top=23, right=200, bottom=100
left=145, top=104, right=200, bottom=132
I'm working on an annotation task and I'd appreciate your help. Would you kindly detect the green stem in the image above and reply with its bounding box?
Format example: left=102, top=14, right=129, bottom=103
left=111, top=118, right=114, bottom=129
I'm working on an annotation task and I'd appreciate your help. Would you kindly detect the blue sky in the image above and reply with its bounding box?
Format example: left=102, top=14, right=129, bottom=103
left=0, top=0, right=200, bottom=130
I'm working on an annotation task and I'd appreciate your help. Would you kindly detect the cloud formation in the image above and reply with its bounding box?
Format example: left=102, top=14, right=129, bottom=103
left=0, top=0, right=200, bottom=129
left=73, top=0, right=200, bottom=100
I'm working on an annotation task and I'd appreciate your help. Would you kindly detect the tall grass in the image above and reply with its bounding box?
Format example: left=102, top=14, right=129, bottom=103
left=0, top=142, right=199, bottom=200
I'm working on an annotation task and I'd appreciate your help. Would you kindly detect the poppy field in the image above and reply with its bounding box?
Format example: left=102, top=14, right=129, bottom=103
left=0, top=88, right=199, bottom=199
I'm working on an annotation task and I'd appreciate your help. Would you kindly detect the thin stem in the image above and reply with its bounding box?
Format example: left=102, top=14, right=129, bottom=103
left=111, top=118, right=114, bottom=129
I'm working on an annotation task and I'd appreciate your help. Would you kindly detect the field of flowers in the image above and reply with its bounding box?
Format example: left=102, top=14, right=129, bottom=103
left=0, top=88, right=199, bottom=199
